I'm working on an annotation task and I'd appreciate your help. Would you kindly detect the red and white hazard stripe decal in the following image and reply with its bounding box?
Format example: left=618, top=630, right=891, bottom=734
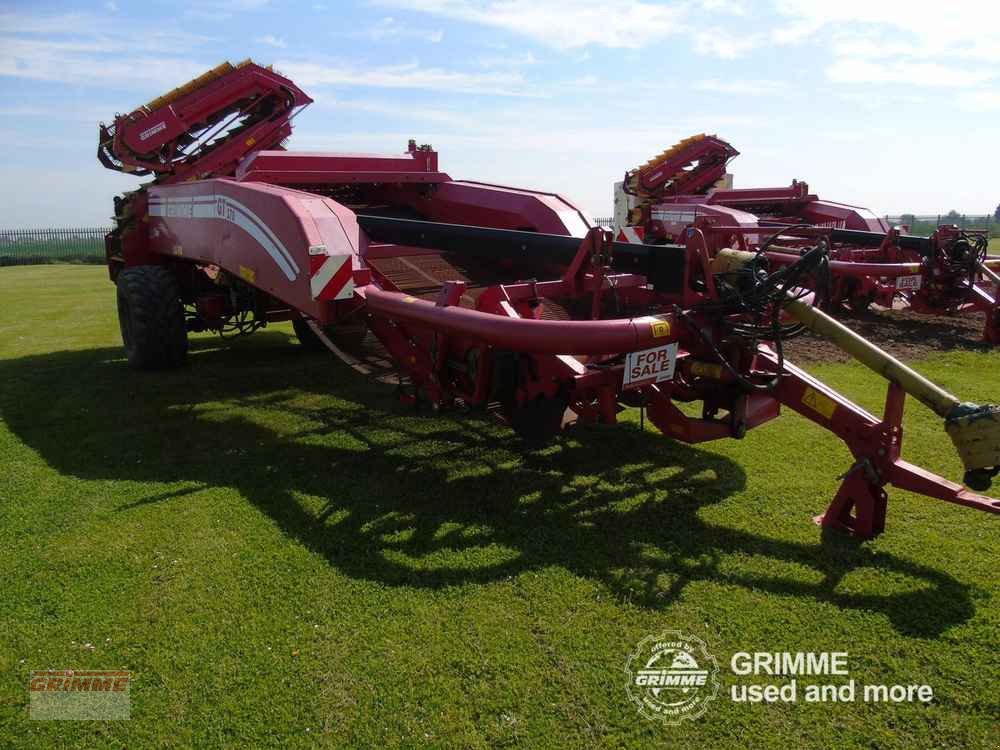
left=308, top=246, right=354, bottom=301
left=618, top=225, right=645, bottom=244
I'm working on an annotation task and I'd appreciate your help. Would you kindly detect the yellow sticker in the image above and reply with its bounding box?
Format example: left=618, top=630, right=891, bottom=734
left=650, top=320, right=671, bottom=338
left=239, top=265, right=257, bottom=284
left=690, top=361, right=724, bottom=380
left=802, top=386, right=837, bottom=420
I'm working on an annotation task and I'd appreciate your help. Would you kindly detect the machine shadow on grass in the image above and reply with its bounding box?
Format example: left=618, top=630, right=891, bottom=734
left=0, top=333, right=976, bottom=637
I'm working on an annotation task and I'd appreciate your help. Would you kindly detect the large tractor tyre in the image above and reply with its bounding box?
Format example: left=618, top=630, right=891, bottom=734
left=116, top=265, right=188, bottom=370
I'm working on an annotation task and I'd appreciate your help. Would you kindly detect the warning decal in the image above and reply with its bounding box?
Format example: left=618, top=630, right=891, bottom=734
left=802, top=386, right=837, bottom=420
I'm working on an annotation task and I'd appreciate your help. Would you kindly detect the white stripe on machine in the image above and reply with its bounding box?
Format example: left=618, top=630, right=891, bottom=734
left=651, top=209, right=696, bottom=224
left=148, top=194, right=300, bottom=281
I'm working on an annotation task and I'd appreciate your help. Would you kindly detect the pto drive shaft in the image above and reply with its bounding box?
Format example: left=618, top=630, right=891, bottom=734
left=783, top=298, right=1000, bottom=492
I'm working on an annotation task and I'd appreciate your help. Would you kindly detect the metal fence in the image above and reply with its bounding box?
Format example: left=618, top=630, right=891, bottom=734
left=0, top=227, right=111, bottom=266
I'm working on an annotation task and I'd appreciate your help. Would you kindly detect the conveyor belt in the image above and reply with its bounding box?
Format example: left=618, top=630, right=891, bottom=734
left=366, top=251, right=545, bottom=308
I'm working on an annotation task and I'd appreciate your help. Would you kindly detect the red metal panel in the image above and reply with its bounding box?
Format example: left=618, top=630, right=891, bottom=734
left=147, top=178, right=359, bottom=321
left=383, top=180, right=593, bottom=236
left=236, top=148, right=449, bottom=184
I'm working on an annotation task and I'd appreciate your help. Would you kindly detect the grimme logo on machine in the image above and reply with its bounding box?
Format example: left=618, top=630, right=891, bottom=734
left=625, top=631, right=720, bottom=724
left=139, top=121, right=167, bottom=141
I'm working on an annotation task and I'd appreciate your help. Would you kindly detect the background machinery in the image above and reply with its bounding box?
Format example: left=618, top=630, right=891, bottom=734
left=617, top=135, right=1000, bottom=343
left=98, top=61, right=1000, bottom=540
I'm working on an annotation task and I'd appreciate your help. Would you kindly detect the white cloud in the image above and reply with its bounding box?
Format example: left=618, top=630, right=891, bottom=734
left=956, top=91, right=1000, bottom=112
left=0, top=104, right=121, bottom=121
left=476, top=52, right=538, bottom=67
left=774, top=1, right=1000, bottom=48
left=695, top=78, right=785, bottom=95
left=256, top=34, right=287, bottom=48
left=0, top=10, right=218, bottom=89
left=826, top=59, right=994, bottom=88
left=372, top=0, right=688, bottom=50
left=360, top=17, right=444, bottom=43
left=0, top=49, right=210, bottom=89
left=105, top=1, right=119, bottom=12
left=0, top=12, right=106, bottom=35
left=313, top=96, right=472, bottom=126
left=276, top=60, right=534, bottom=96
left=837, top=90, right=927, bottom=108
left=0, top=35, right=214, bottom=88
left=701, top=0, right=747, bottom=14
left=772, top=1, right=1000, bottom=96
left=183, top=0, right=271, bottom=21
left=693, top=30, right=762, bottom=59
left=0, top=13, right=214, bottom=52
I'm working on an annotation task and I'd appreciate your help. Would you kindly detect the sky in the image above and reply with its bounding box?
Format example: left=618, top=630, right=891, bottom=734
left=0, top=0, right=998, bottom=227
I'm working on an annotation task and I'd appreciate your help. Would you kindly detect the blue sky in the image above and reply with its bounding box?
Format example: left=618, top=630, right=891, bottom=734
left=1, top=0, right=998, bottom=226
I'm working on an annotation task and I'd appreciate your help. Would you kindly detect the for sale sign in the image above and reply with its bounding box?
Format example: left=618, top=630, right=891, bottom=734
left=623, top=343, right=679, bottom=389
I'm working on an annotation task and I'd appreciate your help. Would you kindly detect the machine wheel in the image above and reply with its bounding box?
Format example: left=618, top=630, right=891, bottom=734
left=116, top=265, right=188, bottom=370
left=510, top=394, right=570, bottom=445
left=842, top=279, right=874, bottom=314
left=849, top=293, right=875, bottom=314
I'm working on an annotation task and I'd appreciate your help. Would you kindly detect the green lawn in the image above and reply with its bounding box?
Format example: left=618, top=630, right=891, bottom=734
left=1, top=265, right=998, bottom=748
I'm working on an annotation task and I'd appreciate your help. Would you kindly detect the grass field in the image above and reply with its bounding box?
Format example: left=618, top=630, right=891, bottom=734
left=1, top=265, right=999, bottom=748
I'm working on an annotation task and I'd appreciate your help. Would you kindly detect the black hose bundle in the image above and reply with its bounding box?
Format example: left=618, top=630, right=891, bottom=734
left=676, top=230, right=831, bottom=392
left=945, top=231, right=989, bottom=288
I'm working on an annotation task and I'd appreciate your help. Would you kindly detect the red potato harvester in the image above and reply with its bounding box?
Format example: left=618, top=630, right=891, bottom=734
left=98, top=60, right=1000, bottom=540
left=618, top=135, right=1000, bottom=344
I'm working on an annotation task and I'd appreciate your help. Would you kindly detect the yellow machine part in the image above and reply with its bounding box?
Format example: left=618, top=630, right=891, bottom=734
left=946, top=406, right=1000, bottom=473
left=782, top=297, right=1000, bottom=482
left=634, top=134, right=706, bottom=173
left=626, top=134, right=708, bottom=196
left=710, top=248, right=757, bottom=276
left=142, top=59, right=257, bottom=114
left=782, top=297, right=961, bottom=418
